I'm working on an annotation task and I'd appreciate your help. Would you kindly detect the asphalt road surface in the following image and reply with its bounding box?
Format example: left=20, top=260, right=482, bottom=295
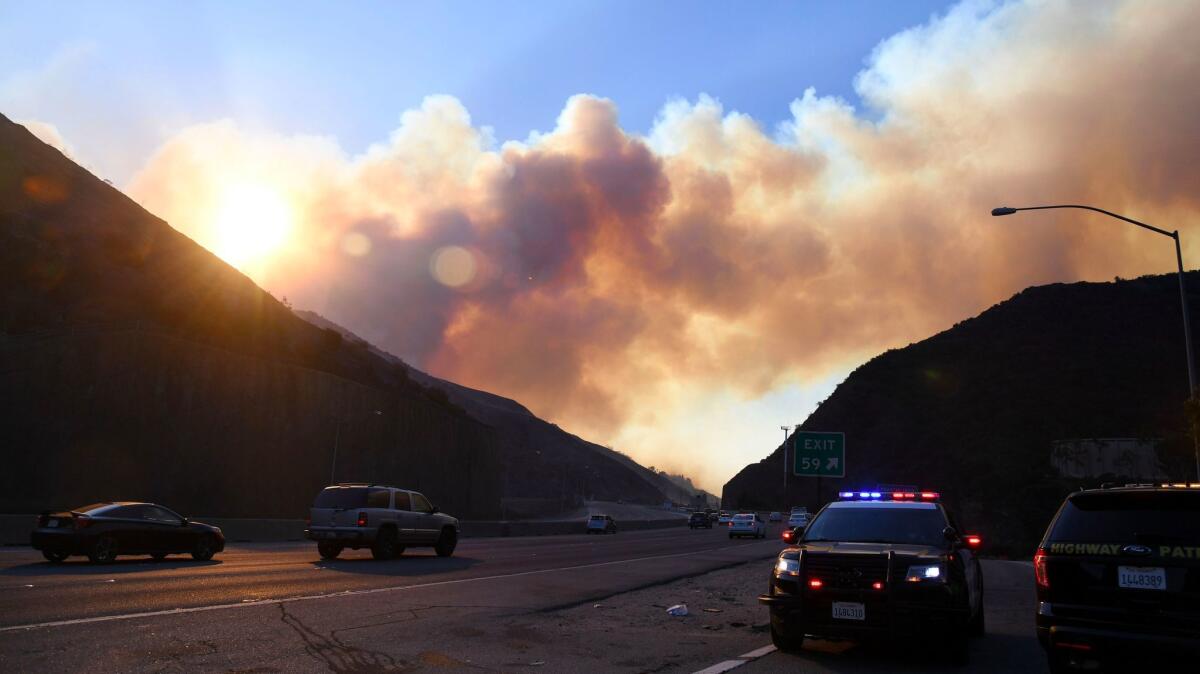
left=0, top=526, right=1044, bottom=672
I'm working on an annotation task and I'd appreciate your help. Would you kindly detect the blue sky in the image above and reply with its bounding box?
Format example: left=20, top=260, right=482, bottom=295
left=1, top=0, right=953, bottom=183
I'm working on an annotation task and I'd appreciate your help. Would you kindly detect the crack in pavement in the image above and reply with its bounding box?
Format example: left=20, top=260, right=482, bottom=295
left=277, top=602, right=411, bottom=673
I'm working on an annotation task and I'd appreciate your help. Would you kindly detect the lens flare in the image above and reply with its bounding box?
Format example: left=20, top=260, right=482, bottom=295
left=430, top=246, right=477, bottom=288
left=210, top=183, right=294, bottom=268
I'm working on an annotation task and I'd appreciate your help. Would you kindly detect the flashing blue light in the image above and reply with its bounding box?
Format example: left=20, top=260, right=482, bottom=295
left=839, top=491, right=854, bottom=498
left=870, top=492, right=882, bottom=498
left=858, top=492, right=870, bottom=498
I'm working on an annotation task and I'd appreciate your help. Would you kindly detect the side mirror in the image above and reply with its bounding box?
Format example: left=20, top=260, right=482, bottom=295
left=942, top=526, right=958, bottom=542
left=179, top=517, right=189, bottom=527
left=431, top=506, right=439, bottom=514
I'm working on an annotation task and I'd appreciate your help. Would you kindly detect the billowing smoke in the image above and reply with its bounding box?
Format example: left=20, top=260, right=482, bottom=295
left=121, top=0, right=1200, bottom=490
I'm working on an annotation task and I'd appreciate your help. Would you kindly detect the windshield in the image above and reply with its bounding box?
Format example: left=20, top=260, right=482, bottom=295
left=1048, top=491, right=1200, bottom=544
left=802, top=507, right=948, bottom=546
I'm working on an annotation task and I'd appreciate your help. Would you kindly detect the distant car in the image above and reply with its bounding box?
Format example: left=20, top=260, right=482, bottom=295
left=787, top=511, right=809, bottom=528
left=708, top=511, right=719, bottom=522
left=305, top=483, right=459, bottom=560
left=769, top=511, right=782, bottom=522
left=718, top=511, right=734, bottom=524
left=1035, top=484, right=1200, bottom=672
left=30, top=502, right=224, bottom=564
left=729, top=513, right=766, bottom=539
left=689, top=512, right=713, bottom=529
left=587, top=514, right=617, bottom=534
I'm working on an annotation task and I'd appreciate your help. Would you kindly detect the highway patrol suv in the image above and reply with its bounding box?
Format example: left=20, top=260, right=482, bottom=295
left=1035, top=483, right=1200, bottom=672
left=759, top=490, right=984, bottom=664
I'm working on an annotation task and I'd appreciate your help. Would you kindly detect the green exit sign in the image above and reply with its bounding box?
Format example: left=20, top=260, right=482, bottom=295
left=793, top=431, right=845, bottom=477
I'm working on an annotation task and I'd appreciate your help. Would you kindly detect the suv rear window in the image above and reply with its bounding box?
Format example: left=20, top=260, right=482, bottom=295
left=313, top=487, right=389, bottom=509
left=1048, top=490, right=1200, bottom=544
left=803, top=507, right=949, bottom=546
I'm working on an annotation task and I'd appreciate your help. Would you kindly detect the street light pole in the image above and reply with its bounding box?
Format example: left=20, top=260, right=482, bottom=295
left=992, top=204, right=1199, bottom=480
left=781, top=426, right=791, bottom=492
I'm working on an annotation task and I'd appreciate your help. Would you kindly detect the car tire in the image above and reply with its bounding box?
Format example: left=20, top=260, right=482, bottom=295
left=769, top=609, right=804, bottom=653
left=151, top=552, right=168, bottom=561
left=41, top=550, right=69, bottom=563
left=372, top=527, right=399, bottom=560
left=946, top=627, right=970, bottom=666
left=191, top=534, right=217, bottom=562
left=434, top=528, right=458, bottom=557
left=88, top=535, right=118, bottom=564
left=317, top=542, right=343, bottom=560
left=969, top=600, right=985, bottom=637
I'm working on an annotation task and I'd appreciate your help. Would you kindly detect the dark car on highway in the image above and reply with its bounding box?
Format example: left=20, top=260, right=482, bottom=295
left=30, top=502, right=225, bottom=564
left=760, top=490, right=984, bottom=664
left=689, top=511, right=713, bottom=529
left=1034, top=483, right=1200, bottom=672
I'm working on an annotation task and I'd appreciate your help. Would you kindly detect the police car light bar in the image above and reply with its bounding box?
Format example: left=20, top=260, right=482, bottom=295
left=839, top=490, right=939, bottom=501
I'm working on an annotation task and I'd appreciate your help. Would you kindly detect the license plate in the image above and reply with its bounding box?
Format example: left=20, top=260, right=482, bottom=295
left=1118, top=566, right=1166, bottom=590
left=46, top=519, right=59, bottom=528
left=832, top=602, right=865, bottom=621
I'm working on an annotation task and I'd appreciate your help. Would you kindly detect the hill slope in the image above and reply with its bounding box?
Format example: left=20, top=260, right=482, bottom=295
left=0, top=113, right=684, bottom=518
left=722, top=273, right=1200, bottom=553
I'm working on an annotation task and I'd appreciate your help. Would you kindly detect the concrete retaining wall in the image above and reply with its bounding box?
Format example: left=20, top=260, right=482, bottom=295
left=1, top=515, right=685, bottom=545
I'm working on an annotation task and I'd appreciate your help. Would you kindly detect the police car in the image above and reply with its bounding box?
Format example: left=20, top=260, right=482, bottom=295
left=1035, top=483, right=1200, bottom=672
left=759, top=490, right=985, bottom=664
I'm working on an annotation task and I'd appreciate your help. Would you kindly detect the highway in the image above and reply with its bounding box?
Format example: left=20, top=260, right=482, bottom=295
left=0, top=525, right=1045, bottom=672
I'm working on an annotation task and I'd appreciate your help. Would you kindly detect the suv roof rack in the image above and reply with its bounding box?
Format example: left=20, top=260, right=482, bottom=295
left=334, top=482, right=402, bottom=490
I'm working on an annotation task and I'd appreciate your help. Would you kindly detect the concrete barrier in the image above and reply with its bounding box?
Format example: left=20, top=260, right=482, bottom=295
left=1, top=514, right=686, bottom=546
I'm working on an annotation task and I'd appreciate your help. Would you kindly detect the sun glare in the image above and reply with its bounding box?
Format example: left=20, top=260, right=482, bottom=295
left=210, top=183, right=294, bottom=268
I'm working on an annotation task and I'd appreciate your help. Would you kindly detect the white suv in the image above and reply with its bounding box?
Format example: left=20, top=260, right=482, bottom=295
left=305, top=484, right=460, bottom=560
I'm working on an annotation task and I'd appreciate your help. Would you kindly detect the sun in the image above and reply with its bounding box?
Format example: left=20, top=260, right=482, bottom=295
left=210, top=183, right=295, bottom=269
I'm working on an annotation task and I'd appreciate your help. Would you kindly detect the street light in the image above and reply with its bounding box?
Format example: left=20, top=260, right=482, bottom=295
left=992, top=204, right=1199, bottom=480
left=781, top=426, right=792, bottom=490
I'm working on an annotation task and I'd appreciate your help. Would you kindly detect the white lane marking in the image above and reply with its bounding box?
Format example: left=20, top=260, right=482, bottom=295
left=739, top=644, right=776, bottom=659
left=693, top=660, right=746, bottom=674
left=691, top=643, right=776, bottom=674
left=0, top=540, right=778, bottom=633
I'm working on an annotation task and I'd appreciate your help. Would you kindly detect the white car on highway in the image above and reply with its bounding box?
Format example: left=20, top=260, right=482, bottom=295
left=768, top=511, right=782, bottom=522
left=717, top=511, right=733, bottom=524
left=786, top=511, right=809, bottom=528
left=729, top=513, right=766, bottom=539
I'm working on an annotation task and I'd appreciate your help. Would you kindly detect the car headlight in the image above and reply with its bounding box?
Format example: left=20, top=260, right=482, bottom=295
left=905, top=564, right=945, bottom=583
left=775, top=557, right=800, bottom=577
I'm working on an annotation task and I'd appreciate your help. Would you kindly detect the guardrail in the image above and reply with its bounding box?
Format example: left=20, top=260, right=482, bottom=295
left=0, top=515, right=687, bottom=545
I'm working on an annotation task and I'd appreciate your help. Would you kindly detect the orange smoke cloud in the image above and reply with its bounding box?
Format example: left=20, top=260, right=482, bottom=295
left=124, top=1, right=1200, bottom=490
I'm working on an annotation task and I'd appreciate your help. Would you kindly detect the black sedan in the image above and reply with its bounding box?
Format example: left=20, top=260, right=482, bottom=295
left=30, top=502, right=225, bottom=564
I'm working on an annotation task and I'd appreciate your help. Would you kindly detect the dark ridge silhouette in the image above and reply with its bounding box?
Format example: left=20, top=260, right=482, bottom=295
left=722, top=272, right=1200, bottom=555
left=0, top=112, right=686, bottom=519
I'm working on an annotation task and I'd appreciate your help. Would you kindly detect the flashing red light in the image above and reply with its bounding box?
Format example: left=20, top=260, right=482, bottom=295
left=356, top=512, right=368, bottom=527
left=965, top=534, right=982, bottom=550
left=872, top=581, right=884, bottom=590
left=892, top=492, right=904, bottom=499
left=919, top=491, right=938, bottom=500
left=808, top=578, right=823, bottom=589
left=1034, top=549, right=1050, bottom=589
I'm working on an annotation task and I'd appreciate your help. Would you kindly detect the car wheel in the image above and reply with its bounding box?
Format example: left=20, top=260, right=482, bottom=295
left=41, top=550, right=69, bottom=563
left=371, top=527, right=399, bottom=560
left=769, top=609, right=805, bottom=653
left=317, top=542, right=343, bottom=560
left=434, top=528, right=458, bottom=557
left=946, top=627, right=970, bottom=666
left=969, top=600, right=986, bottom=637
left=151, top=552, right=168, bottom=561
left=191, top=534, right=217, bottom=561
left=87, top=535, right=118, bottom=564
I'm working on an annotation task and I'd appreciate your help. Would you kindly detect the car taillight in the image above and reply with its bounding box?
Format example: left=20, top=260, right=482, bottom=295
left=1034, top=549, right=1049, bottom=589
left=964, top=534, right=982, bottom=550
left=872, top=581, right=884, bottom=590
left=808, top=578, right=823, bottom=589
left=305, top=517, right=311, bottom=527
left=73, top=517, right=92, bottom=530
left=356, top=512, right=367, bottom=527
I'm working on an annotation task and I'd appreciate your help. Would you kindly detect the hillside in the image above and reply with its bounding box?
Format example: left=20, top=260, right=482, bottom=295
left=722, top=272, right=1200, bottom=554
left=0, top=113, right=681, bottom=519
